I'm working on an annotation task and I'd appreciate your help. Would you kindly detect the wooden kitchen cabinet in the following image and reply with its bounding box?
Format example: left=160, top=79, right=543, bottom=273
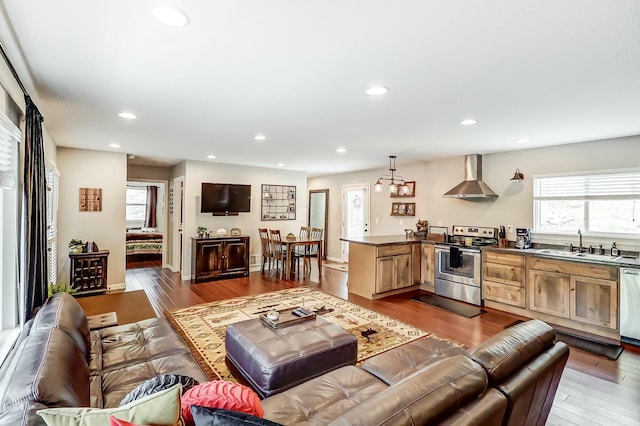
left=570, top=275, right=617, bottom=328
left=482, top=251, right=525, bottom=308
left=347, top=240, right=419, bottom=299
left=191, top=237, right=249, bottom=283
left=420, top=243, right=435, bottom=290
left=527, top=269, right=571, bottom=318
left=525, top=256, right=618, bottom=329
left=376, top=253, right=411, bottom=293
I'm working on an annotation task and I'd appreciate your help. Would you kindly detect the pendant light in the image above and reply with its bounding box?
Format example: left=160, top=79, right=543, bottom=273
left=374, top=156, right=409, bottom=194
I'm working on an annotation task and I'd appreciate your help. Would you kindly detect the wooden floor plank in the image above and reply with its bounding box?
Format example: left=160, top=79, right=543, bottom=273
left=114, top=265, right=640, bottom=426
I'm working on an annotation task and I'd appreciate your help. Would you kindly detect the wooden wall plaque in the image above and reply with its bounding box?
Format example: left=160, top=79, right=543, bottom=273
left=79, top=187, right=102, bottom=212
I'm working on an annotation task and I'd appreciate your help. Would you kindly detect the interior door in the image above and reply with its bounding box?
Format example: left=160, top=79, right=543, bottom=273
left=342, top=184, right=370, bottom=262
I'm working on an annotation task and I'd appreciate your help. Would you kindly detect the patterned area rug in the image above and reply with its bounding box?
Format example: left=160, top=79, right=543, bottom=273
left=166, top=287, right=463, bottom=381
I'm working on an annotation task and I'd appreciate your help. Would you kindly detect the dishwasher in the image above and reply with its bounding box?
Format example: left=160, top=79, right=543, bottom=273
left=621, top=267, right=640, bottom=345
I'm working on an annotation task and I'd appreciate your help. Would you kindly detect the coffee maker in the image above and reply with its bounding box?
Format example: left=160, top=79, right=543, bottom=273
left=515, top=228, right=532, bottom=249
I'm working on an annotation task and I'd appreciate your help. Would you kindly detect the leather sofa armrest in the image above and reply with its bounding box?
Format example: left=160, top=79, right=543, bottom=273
left=470, top=319, right=555, bottom=384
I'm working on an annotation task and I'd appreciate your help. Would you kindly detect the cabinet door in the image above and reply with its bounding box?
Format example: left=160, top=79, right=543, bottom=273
left=395, top=254, right=412, bottom=289
left=527, top=269, right=570, bottom=318
left=376, top=257, right=395, bottom=293
left=225, top=240, right=248, bottom=275
left=570, top=276, right=618, bottom=329
left=198, top=241, right=224, bottom=278
left=420, top=244, right=435, bottom=287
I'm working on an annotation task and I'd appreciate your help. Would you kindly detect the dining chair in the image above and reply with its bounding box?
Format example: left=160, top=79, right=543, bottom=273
left=258, top=228, right=273, bottom=273
left=269, top=229, right=286, bottom=277
left=302, top=227, right=324, bottom=273
left=294, top=226, right=311, bottom=274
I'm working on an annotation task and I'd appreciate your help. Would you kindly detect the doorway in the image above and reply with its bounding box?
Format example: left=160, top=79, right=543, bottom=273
left=341, top=184, right=370, bottom=262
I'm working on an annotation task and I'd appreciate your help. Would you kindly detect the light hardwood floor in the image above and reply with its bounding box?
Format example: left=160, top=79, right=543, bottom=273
left=123, top=264, right=640, bottom=426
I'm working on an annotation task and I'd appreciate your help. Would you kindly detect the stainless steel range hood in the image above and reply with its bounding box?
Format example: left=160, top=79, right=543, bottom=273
left=443, top=154, right=498, bottom=198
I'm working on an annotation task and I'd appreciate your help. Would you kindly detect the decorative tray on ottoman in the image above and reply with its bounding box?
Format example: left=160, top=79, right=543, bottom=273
left=259, top=307, right=316, bottom=329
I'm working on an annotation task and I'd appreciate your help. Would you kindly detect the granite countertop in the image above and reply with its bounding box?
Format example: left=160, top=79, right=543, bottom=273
left=340, top=235, right=425, bottom=246
left=483, top=246, right=640, bottom=268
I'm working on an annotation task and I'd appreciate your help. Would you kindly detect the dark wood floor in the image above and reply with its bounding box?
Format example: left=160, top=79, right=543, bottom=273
left=123, top=264, right=640, bottom=425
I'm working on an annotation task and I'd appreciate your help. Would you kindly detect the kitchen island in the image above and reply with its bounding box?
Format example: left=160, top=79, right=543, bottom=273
left=341, top=235, right=434, bottom=299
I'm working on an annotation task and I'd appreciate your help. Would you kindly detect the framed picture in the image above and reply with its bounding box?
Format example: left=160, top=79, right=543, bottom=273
left=406, top=203, right=415, bottom=215
left=392, top=203, right=400, bottom=215
left=391, top=202, right=416, bottom=216
left=391, top=181, right=416, bottom=198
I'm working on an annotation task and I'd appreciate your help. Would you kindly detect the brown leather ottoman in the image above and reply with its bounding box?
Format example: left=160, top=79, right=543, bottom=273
left=225, top=316, right=358, bottom=398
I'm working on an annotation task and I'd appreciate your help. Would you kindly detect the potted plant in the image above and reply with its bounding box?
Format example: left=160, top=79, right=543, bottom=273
left=68, top=238, right=84, bottom=253
left=47, top=282, right=77, bottom=297
left=196, top=226, right=208, bottom=238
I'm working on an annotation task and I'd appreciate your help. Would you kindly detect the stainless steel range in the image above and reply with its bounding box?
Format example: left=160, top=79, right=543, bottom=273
left=435, top=225, right=497, bottom=306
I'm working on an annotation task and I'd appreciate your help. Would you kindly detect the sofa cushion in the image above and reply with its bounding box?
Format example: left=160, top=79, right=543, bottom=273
left=360, top=335, right=468, bottom=385
left=37, top=384, right=182, bottom=426
left=89, top=318, right=209, bottom=409
left=0, top=327, right=90, bottom=410
left=120, top=374, right=199, bottom=406
left=469, top=319, right=556, bottom=384
left=32, top=293, right=91, bottom=358
left=0, top=399, right=49, bottom=426
left=191, top=406, right=283, bottom=426
left=330, top=355, right=488, bottom=426
left=181, top=381, right=263, bottom=426
left=262, top=365, right=388, bottom=425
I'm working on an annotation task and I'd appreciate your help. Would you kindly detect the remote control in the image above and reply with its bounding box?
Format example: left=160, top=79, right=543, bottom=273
left=291, top=309, right=304, bottom=317
left=294, top=307, right=313, bottom=316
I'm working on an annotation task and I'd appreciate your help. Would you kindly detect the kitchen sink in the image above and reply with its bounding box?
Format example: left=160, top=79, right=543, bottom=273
left=536, top=249, right=620, bottom=262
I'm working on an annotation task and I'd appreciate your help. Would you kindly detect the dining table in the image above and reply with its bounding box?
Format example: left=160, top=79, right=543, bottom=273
left=281, top=236, right=323, bottom=280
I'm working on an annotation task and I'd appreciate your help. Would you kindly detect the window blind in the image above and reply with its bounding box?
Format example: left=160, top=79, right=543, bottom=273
left=534, top=171, right=640, bottom=199
left=0, top=115, right=19, bottom=190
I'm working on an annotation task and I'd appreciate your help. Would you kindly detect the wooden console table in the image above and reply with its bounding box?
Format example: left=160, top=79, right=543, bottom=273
left=69, top=250, right=109, bottom=296
left=191, top=236, right=250, bottom=283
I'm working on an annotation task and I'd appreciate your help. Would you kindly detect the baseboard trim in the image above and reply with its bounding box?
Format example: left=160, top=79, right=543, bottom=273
left=107, top=283, right=126, bottom=291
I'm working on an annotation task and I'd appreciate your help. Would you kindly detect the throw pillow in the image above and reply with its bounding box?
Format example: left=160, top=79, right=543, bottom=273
left=38, top=384, right=181, bottom=426
left=181, top=381, right=263, bottom=426
left=190, top=406, right=282, bottom=426
left=120, top=374, right=199, bottom=406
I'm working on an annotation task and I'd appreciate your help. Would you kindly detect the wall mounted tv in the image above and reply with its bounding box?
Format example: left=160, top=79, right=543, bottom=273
left=201, top=183, right=251, bottom=215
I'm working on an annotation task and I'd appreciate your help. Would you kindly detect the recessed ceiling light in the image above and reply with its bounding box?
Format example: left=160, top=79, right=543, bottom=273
left=118, top=111, right=136, bottom=119
left=365, top=86, right=389, bottom=96
left=336, top=147, right=347, bottom=153
left=329, top=168, right=335, bottom=172
left=254, top=134, right=266, bottom=141
left=152, top=6, right=190, bottom=27
left=277, top=163, right=285, bottom=167
left=109, top=143, right=121, bottom=148
left=207, top=155, right=216, bottom=159
left=460, top=119, right=478, bottom=126
left=514, top=138, right=530, bottom=144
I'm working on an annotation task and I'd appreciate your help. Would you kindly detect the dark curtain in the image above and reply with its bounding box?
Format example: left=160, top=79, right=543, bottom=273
left=23, top=95, right=48, bottom=319
left=144, top=185, right=157, bottom=228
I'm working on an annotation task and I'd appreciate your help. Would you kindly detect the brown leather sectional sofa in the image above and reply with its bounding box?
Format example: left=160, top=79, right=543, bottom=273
left=261, top=319, right=570, bottom=425
left=0, top=293, right=208, bottom=425
left=0, top=292, right=569, bottom=426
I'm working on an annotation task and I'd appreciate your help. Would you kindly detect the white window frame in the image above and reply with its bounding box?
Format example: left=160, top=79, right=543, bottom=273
left=46, top=166, right=59, bottom=284
left=0, top=109, right=21, bottom=362
left=126, top=186, right=147, bottom=228
left=533, top=168, right=640, bottom=241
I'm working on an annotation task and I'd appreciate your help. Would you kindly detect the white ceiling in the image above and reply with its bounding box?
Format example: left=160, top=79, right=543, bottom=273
left=1, top=1, right=639, bottom=175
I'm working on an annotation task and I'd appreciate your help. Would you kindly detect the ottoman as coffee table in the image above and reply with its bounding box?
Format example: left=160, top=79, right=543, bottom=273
left=225, top=315, right=357, bottom=398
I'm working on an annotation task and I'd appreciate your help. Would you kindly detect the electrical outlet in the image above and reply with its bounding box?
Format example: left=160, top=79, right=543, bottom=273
left=375, top=218, right=379, bottom=225
left=399, top=219, right=404, bottom=226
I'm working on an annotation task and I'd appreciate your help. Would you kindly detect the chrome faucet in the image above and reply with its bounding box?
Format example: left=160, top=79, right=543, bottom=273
left=577, top=229, right=584, bottom=253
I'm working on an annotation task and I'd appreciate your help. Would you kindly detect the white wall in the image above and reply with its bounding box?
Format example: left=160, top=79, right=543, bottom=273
left=181, top=160, right=308, bottom=279
left=309, top=136, right=640, bottom=259
left=57, top=148, right=127, bottom=287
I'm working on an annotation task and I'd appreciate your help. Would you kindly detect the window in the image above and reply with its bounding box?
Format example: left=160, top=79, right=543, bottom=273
left=533, top=170, right=640, bottom=236
left=126, top=187, right=147, bottom=225
left=0, top=110, right=21, bottom=332
left=46, top=167, right=59, bottom=284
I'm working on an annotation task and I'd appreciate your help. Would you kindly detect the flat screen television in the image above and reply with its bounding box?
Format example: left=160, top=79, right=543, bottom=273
left=201, top=183, right=251, bottom=215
